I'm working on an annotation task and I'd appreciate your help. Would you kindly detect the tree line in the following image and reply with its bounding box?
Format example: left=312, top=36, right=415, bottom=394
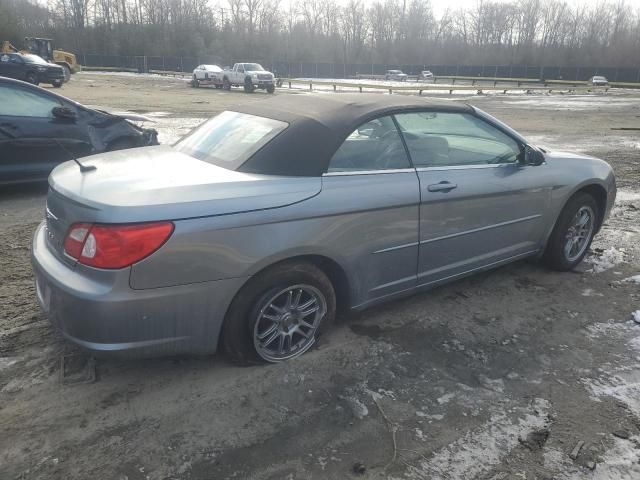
left=2, top=0, right=640, bottom=68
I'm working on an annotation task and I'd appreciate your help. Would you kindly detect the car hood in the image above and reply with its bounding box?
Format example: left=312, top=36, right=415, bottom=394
left=247, top=70, right=272, bottom=76
left=49, top=145, right=321, bottom=223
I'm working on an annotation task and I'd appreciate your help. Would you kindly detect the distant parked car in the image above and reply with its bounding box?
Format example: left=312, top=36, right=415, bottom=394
left=0, top=52, right=64, bottom=87
left=418, top=70, right=434, bottom=81
left=589, top=76, right=609, bottom=86
left=384, top=69, right=408, bottom=81
left=32, top=94, right=616, bottom=363
left=0, top=77, right=158, bottom=185
left=191, top=64, right=224, bottom=88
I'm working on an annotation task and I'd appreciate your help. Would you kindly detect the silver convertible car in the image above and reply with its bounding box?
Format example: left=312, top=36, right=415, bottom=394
left=32, top=94, right=616, bottom=363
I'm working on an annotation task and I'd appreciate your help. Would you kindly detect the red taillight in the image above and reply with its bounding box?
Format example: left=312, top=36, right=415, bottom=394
left=64, top=222, right=174, bottom=269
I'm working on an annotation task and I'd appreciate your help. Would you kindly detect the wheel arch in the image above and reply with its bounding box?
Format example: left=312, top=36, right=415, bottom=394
left=55, top=61, right=72, bottom=71
left=577, top=183, right=608, bottom=232
left=230, top=253, right=351, bottom=315
left=542, top=181, right=609, bottom=255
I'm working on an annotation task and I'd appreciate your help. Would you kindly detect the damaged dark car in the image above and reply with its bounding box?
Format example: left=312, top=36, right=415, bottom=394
left=0, top=77, right=158, bottom=185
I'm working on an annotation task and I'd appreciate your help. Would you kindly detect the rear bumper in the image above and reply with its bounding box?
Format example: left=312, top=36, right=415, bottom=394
left=31, top=222, right=247, bottom=357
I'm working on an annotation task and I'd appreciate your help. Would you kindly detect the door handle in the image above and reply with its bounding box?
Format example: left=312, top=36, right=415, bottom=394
left=427, top=181, right=458, bottom=192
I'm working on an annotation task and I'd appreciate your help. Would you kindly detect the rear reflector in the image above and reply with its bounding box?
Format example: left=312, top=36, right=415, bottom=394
left=64, top=222, right=174, bottom=269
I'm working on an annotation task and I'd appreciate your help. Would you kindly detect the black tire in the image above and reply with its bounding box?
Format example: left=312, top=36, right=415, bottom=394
left=107, top=138, right=136, bottom=152
left=221, top=261, right=336, bottom=365
left=25, top=72, right=38, bottom=85
left=192, top=75, right=199, bottom=88
left=267, top=84, right=275, bottom=94
left=61, top=64, right=71, bottom=83
left=543, top=192, right=599, bottom=271
left=52, top=80, right=63, bottom=88
left=222, top=77, right=231, bottom=90
left=214, top=84, right=222, bottom=89
left=244, top=77, right=255, bottom=93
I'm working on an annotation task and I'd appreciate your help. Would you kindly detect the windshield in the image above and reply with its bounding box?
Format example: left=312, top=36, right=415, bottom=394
left=22, top=54, right=49, bottom=65
left=243, top=63, right=264, bottom=71
left=174, top=111, right=287, bottom=170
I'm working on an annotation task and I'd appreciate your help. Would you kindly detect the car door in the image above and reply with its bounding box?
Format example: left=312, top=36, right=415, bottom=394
left=0, top=54, right=22, bottom=80
left=394, top=110, right=552, bottom=287
left=320, top=115, right=420, bottom=307
left=0, top=82, right=93, bottom=183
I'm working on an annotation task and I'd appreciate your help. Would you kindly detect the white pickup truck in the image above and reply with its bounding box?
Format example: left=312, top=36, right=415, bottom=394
left=222, top=63, right=275, bottom=93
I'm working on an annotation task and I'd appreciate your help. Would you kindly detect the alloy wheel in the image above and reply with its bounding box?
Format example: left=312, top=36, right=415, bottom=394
left=564, top=205, right=595, bottom=262
left=253, top=284, right=327, bottom=362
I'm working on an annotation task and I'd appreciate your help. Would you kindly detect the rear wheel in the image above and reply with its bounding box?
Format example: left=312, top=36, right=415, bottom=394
left=192, top=75, right=199, bottom=88
left=221, top=261, right=336, bottom=364
left=543, top=192, right=599, bottom=271
left=25, top=72, right=38, bottom=85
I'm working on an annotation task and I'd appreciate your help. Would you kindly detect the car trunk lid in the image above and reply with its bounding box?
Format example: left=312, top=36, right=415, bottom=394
left=45, top=145, right=321, bottom=261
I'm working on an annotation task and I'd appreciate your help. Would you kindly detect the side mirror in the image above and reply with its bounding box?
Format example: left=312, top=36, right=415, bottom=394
left=357, top=126, right=374, bottom=137
left=524, top=145, right=545, bottom=166
left=52, top=106, right=77, bottom=121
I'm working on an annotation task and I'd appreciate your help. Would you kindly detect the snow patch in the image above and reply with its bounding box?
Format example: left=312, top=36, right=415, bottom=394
left=437, top=392, right=456, bottom=405
left=585, top=247, right=626, bottom=273
left=581, top=288, right=604, bottom=297
left=622, top=275, right=640, bottom=284
left=582, top=320, right=640, bottom=417
left=404, top=398, right=551, bottom=479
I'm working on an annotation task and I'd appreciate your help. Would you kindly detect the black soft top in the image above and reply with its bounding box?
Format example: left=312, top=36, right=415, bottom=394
left=234, top=94, right=473, bottom=176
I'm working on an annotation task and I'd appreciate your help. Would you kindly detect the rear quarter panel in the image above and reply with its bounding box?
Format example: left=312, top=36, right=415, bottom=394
left=130, top=173, right=420, bottom=308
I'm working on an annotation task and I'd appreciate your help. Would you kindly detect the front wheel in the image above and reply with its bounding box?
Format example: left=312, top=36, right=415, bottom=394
left=244, top=77, right=255, bottom=93
left=221, top=261, right=336, bottom=364
left=543, top=192, right=599, bottom=271
left=222, top=77, right=231, bottom=90
left=52, top=80, right=63, bottom=88
left=266, top=84, right=275, bottom=94
left=61, top=65, right=71, bottom=83
left=192, top=75, right=199, bottom=88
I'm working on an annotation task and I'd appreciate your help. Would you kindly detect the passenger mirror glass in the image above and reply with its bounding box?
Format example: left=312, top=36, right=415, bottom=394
left=524, top=145, right=545, bottom=166
left=52, top=106, right=77, bottom=121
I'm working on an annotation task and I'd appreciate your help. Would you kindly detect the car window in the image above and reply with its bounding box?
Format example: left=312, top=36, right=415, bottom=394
left=174, top=111, right=288, bottom=169
left=327, top=116, right=410, bottom=172
left=0, top=85, right=61, bottom=117
left=22, top=54, right=48, bottom=65
left=394, top=112, right=522, bottom=167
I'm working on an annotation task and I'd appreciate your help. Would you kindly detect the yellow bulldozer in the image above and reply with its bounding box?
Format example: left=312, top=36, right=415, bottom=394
left=1, top=38, right=80, bottom=82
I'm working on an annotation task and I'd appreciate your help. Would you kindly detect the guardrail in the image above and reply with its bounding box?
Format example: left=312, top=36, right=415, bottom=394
left=81, top=65, right=139, bottom=73
left=280, top=78, right=610, bottom=94
left=355, top=74, right=640, bottom=89
left=432, top=75, right=640, bottom=89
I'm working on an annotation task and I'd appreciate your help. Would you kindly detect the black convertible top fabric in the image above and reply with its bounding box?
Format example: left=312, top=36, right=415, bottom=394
left=233, top=94, right=473, bottom=176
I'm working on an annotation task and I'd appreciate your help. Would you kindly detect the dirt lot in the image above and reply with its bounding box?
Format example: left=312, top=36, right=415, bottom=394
left=1, top=73, right=640, bottom=480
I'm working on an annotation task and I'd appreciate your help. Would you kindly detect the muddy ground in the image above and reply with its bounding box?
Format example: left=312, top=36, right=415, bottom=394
left=1, top=73, right=640, bottom=480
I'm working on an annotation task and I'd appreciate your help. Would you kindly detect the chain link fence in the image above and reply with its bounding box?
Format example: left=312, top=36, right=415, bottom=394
left=80, top=54, right=640, bottom=82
